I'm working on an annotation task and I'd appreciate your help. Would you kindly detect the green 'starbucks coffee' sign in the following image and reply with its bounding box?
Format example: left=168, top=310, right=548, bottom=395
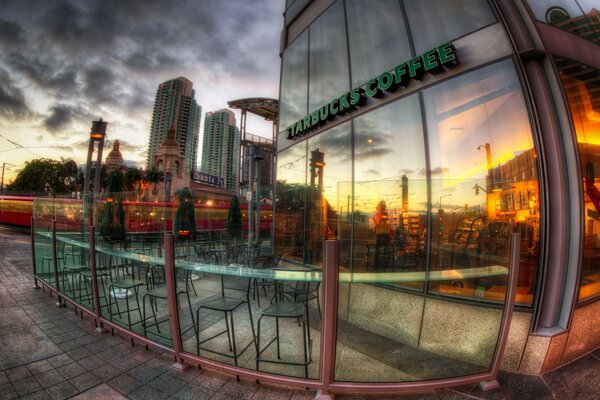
left=284, top=42, right=459, bottom=140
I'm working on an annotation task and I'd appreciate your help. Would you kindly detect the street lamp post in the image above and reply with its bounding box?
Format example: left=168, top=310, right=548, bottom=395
left=83, top=119, right=107, bottom=223
left=439, top=193, right=452, bottom=214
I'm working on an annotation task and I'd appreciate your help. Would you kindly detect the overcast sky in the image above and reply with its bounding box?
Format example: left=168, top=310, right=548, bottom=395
left=0, top=0, right=283, bottom=182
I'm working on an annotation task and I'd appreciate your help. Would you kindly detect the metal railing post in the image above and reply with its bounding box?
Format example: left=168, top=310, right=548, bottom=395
left=480, top=232, right=521, bottom=390
left=165, top=232, right=189, bottom=371
left=31, top=216, right=39, bottom=289
left=52, top=220, right=65, bottom=307
left=316, top=239, right=339, bottom=399
left=89, top=225, right=108, bottom=333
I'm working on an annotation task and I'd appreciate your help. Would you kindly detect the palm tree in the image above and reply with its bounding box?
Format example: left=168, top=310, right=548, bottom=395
left=144, top=166, right=163, bottom=197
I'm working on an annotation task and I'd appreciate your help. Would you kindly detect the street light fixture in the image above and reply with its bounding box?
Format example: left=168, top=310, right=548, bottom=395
left=83, top=119, right=107, bottom=223
left=439, top=193, right=451, bottom=214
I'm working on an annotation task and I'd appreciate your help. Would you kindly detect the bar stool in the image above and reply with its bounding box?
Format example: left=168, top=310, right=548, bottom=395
left=249, top=255, right=281, bottom=307
left=195, top=275, right=255, bottom=367
left=256, top=278, right=314, bottom=378
left=142, top=266, right=196, bottom=342
left=103, top=253, right=145, bottom=330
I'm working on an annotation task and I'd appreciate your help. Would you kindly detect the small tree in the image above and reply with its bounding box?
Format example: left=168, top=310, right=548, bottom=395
left=145, top=165, right=163, bottom=197
left=226, top=196, right=243, bottom=245
left=99, top=172, right=125, bottom=242
left=174, top=187, right=196, bottom=241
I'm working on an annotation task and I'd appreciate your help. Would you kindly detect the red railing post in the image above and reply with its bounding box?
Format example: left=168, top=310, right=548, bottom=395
left=52, top=219, right=65, bottom=307
left=89, top=225, right=108, bottom=333
left=164, top=232, right=189, bottom=371
left=31, top=216, right=39, bottom=289
left=316, top=239, right=339, bottom=399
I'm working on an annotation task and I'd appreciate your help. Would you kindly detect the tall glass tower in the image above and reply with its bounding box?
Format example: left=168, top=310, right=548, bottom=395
left=200, top=109, right=240, bottom=191
left=146, top=77, right=201, bottom=175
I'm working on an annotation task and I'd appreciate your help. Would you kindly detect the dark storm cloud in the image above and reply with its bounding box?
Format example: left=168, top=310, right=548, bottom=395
left=0, top=19, right=25, bottom=44
left=420, top=166, right=449, bottom=176
left=0, top=68, right=30, bottom=119
left=43, top=103, right=91, bottom=131
left=4, top=51, right=79, bottom=95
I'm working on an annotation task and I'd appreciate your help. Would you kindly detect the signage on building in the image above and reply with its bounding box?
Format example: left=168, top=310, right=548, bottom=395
left=192, top=171, right=225, bottom=187
left=284, top=41, right=459, bottom=140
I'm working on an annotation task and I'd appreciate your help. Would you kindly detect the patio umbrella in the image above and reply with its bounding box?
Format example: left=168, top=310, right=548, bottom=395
left=174, top=187, right=196, bottom=241
left=226, top=196, right=243, bottom=245
left=99, top=172, right=125, bottom=242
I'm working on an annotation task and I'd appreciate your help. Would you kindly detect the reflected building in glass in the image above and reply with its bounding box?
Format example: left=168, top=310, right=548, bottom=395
left=275, top=0, right=600, bottom=386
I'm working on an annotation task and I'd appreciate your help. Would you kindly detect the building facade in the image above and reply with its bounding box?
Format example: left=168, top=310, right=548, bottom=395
left=276, top=0, right=600, bottom=386
left=200, top=109, right=240, bottom=191
left=146, top=77, right=201, bottom=175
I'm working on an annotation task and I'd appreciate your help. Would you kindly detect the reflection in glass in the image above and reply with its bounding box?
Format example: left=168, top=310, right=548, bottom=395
left=275, top=144, right=308, bottom=263
left=423, top=60, right=539, bottom=306
left=308, top=1, right=350, bottom=112
left=351, top=94, right=426, bottom=288
left=279, top=31, right=309, bottom=134
left=345, top=0, right=412, bottom=88
left=557, top=58, right=600, bottom=302
left=526, top=0, right=600, bottom=47
left=306, top=123, right=352, bottom=267
left=403, top=0, right=496, bottom=54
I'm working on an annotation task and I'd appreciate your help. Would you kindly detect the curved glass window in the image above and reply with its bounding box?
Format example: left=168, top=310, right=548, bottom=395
left=352, top=94, right=427, bottom=292
left=308, top=0, right=350, bottom=112
left=556, top=58, right=600, bottom=303
left=422, top=59, right=539, bottom=306
left=279, top=31, right=308, bottom=138
left=345, top=0, right=412, bottom=88
left=526, top=0, right=600, bottom=47
left=403, top=0, right=496, bottom=54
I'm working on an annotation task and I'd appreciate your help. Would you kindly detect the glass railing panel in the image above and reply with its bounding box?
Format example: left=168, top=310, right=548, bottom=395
left=178, top=246, right=322, bottom=379
left=32, top=197, right=58, bottom=288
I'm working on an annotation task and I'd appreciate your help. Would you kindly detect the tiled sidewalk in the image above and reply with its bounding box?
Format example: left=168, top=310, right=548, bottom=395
left=0, top=227, right=314, bottom=400
left=4, top=225, right=600, bottom=399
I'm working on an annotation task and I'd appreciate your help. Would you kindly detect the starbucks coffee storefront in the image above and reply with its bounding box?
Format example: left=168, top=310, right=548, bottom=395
left=275, top=0, right=600, bottom=393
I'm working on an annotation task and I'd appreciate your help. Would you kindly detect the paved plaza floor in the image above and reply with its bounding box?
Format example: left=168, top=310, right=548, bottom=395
left=3, top=225, right=600, bottom=399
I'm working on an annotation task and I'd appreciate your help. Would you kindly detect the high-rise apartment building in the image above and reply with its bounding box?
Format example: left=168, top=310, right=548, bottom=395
left=146, top=77, right=201, bottom=175
left=200, top=109, right=240, bottom=191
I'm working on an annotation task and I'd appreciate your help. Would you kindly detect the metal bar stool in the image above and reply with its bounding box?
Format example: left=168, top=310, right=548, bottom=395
left=142, top=266, right=196, bottom=342
left=256, top=278, right=314, bottom=378
left=195, top=275, right=256, bottom=367
left=104, top=253, right=145, bottom=330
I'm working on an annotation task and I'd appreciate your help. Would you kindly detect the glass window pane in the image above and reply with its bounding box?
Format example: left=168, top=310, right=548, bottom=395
left=308, top=1, right=350, bottom=112
left=279, top=31, right=309, bottom=134
left=556, top=58, right=600, bottom=302
left=352, top=94, right=426, bottom=286
left=423, top=59, right=540, bottom=306
left=305, top=122, right=352, bottom=267
left=275, top=143, right=307, bottom=262
left=404, top=0, right=496, bottom=54
left=526, top=0, right=600, bottom=47
left=345, top=0, right=412, bottom=87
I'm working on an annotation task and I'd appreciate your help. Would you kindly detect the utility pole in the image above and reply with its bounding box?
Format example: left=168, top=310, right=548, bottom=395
left=1, top=162, right=15, bottom=192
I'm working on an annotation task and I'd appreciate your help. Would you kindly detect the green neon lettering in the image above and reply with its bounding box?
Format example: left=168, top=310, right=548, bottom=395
left=319, top=104, right=329, bottom=121
left=294, top=120, right=303, bottom=136
left=329, top=98, right=339, bottom=115
left=349, top=88, right=365, bottom=106
left=365, top=79, right=380, bottom=97
left=302, top=116, right=310, bottom=131
left=437, top=42, right=458, bottom=68
left=377, top=71, right=394, bottom=92
left=311, top=111, right=319, bottom=127
left=407, top=56, right=424, bottom=80
left=422, top=49, right=444, bottom=75
left=338, top=93, right=350, bottom=112
left=393, top=63, right=408, bottom=87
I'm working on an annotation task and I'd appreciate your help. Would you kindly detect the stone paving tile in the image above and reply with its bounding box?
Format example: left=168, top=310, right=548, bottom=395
left=68, top=371, right=102, bottom=391
left=107, top=373, right=144, bottom=395
left=192, top=370, right=230, bottom=391
left=128, top=384, right=167, bottom=400
left=27, top=359, right=54, bottom=376
left=0, top=371, right=9, bottom=385
left=170, top=383, right=215, bottom=400
left=215, top=377, right=260, bottom=400
left=7, top=365, right=33, bottom=382
left=56, top=361, right=85, bottom=380
left=165, top=366, right=203, bottom=382
left=45, top=380, right=79, bottom=400
left=146, top=372, right=187, bottom=395
left=77, top=354, right=105, bottom=371
left=46, top=353, right=74, bottom=369
left=34, top=369, right=65, bottom=388
left=90, top=363, right=123, bottom=381
left=12, top=376, right=43, bottom=397
left=251, top=385, right=295, bottom=400
left=70, top=383, right=127, bottom=399
left=20, top=390, right=53, bottom=400
left=0, top=383, right=19, bottom=400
